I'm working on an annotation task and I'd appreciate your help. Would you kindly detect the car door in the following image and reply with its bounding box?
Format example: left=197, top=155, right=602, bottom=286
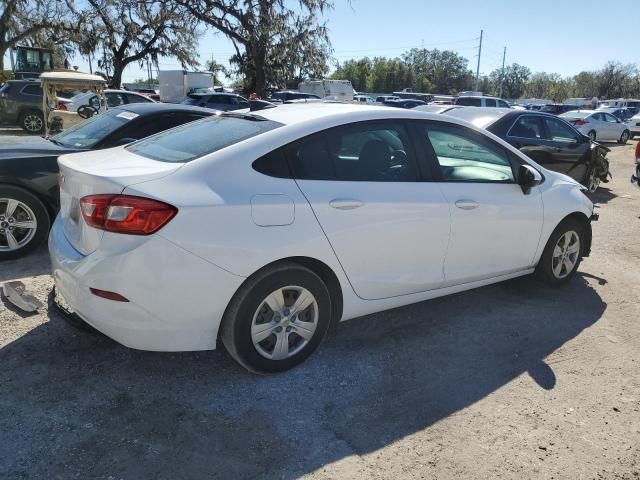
left=415, top=121, right=543, bottom=286
left=541, top=116, right=590, bottom=180
left=602, top=112, right=624, bottom=140
left=589, top=113, right=610, bottom=140
left=288, top=120, right=451, bottom=300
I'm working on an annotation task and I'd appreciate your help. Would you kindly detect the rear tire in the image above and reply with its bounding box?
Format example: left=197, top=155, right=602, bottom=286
left=0, top=186, right=50, bottom=261
left=536, top=218, right=584, bottom=286
left=221, top=262, right=332, bottom=374
left=619, top=129, right=630, bottom=144
left=19, top=110, right=44, bottom=134
left=588, top=130, right=596, bottom=141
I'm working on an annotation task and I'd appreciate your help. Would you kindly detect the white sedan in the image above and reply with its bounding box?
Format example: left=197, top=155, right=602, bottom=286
left=64, top=89, right=154, bottom=114
left=49, top=103, right=596, bottom=373
left=560, top=109, right=630, bottom=143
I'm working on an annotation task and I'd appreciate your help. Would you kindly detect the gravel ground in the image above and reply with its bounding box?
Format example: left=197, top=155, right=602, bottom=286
left=1, top=136, right=639, bottom=479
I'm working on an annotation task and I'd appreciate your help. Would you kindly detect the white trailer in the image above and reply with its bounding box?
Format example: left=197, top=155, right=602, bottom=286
left=299, top=80, right=354, bottom=101
left=159, top=70, right=214, bottom=103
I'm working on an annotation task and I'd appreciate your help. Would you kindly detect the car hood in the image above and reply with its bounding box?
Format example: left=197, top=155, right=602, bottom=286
left=0, top=138, right=81, bottom=159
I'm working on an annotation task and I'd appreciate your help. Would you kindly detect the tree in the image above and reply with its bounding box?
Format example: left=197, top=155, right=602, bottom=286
left=72, top=0, right=200, bottom=88
left=489, top=63, right=530, bottom=99
left=205, top=59, right=228, bottom=86
left=402, top=48, right=471, bottom=94
left=0, top=0, right=70, bottom=70
left=175, top=0, right=333, bottom=97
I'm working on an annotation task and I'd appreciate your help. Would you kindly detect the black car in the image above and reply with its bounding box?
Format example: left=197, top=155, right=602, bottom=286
left=0, top=103, right=214, bottom=260
left=268, top=90, right=320, bottom=102
left=445, top=108, right=609, bottom=192
left=383, top=99, right=427, bottom=109
left=181, top=92, right=249, bottom=111
left=538, top=104, right=579, bottom=115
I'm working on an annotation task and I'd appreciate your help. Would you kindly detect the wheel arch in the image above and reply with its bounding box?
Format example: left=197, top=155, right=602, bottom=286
left=557, top=211, right=592, bottom=258
left=226, top=256, right=344, bottom=332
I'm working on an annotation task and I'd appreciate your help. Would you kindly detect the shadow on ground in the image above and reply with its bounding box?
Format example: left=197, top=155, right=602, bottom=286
left=0, top=273, right=605, bottom=479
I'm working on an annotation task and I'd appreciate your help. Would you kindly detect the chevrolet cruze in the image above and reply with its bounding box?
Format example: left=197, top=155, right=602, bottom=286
left=49, top=103, right=596, bottom=373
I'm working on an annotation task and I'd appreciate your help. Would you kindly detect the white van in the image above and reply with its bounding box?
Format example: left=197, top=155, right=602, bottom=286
left=299, top=80, right=354, bottom=101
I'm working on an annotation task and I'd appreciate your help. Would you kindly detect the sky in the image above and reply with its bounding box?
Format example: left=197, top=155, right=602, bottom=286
left=6, top=0, right=639, bottom=85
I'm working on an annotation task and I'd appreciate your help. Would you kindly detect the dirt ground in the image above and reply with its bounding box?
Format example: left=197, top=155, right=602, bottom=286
left=1, top=132, right=639, bottom=480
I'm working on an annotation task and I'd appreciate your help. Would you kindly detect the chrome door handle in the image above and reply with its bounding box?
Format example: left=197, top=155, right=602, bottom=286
left=455, top=199, right=479, bottom=210
left=329, top=199, right=363, bottom=210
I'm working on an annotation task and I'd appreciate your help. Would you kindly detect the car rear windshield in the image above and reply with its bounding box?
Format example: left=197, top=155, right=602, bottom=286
left=126, top=114, right=283, bottom=163
left=52, top=109, right=135, bottom=148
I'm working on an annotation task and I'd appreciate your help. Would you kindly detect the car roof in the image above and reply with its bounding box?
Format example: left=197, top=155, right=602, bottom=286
left=113, top=103, right=214, bottom=116
left=443, top=106, right=515, bottom=128
left=189, top=92, right=240, bottom=97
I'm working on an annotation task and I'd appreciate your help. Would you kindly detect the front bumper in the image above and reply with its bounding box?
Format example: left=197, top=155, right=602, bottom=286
left=48, top=216, right=245, bottom=351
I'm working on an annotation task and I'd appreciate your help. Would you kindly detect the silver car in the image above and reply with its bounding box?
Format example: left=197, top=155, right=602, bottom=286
left=559, top=110, right=630, bottom=143
left=625, top=113, right=640, bottom=139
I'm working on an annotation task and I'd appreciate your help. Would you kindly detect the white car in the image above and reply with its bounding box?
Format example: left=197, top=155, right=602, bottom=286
left=354, top=94, right=374, bottom=104
left=559, top=110, right=630, bottom=143
left=625, top=113, right=640, bottom=139
left=64, top=89, right=154, bottom=113
left=49, top=103, right=596, bottom=373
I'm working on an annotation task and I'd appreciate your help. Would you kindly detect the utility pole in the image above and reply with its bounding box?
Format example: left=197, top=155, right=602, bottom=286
left=499, top=46, right=506, bottom=98
left=474, top=29, right=483, bottom=92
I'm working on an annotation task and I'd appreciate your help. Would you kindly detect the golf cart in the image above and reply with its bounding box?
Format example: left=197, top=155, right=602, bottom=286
left=40, top=71, right=106, bottom=136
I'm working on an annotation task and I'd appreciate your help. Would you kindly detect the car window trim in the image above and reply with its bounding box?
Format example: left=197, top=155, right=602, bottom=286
left=284, top=119, right=427, bottom=183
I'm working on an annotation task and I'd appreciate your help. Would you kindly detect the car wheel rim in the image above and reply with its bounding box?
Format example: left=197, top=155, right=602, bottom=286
left=551, top=230, right=580, bottom=279
left=589, top=132, right=596, bottom=140
left=23, top=114, right=43, bottom=132
left=622, top=132, right=629, bottom=142
left=251, top=286, right=319, bottom=360
left=0, top=198, right=38, bottom=251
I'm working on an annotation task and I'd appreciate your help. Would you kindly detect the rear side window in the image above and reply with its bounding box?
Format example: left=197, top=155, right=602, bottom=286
left=456, top=97, right=482, bottom=107
left=127, top=115, right=283, bottom=163
left=288, top=122, right=422, bottom=182
left=420, top=123, right=515, bottom=183
left=508, top=116, right=545, bottom=139
left=21, top=84, right=42, bottom=96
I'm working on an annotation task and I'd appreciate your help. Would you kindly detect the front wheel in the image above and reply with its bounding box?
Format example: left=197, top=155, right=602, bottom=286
left=588, top=130, right=596, bottom=141
left=0, top=186, right=50, bottom=261
left=619, top=129, right=630, bottom=144
left=536, top=218, right=584, bottom=286
left=583, top=168, right=601, bottom=193
left=221, top=262, right=332, bottom=374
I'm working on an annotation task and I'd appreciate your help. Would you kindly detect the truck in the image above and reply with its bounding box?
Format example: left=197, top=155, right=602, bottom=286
left=158, top=70, right=214, bottom=103
left=299, top=79, right=354, bottom=101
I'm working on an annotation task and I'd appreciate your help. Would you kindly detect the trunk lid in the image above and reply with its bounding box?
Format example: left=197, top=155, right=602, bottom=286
left=57, top=147, right=181, bottom=255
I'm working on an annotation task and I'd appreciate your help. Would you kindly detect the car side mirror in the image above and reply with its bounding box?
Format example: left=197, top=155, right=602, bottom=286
left=518, top=164, right=542, bottom=194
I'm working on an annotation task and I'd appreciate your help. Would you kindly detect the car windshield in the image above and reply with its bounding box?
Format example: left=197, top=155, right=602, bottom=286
left=126, top=115, right=283, bottom=163
left=51, top=109, right=136, bottom=148
left=560, top=111, right=591, bottom=119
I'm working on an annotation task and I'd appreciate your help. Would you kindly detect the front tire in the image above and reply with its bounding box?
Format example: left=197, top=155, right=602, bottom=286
left=619, top=129, right=630, bottom=144
left=588, top=130, right=596, bottom=141
left=0, top=186, right=50, bottom=261
left=220, top=262, right=332, bottom=374
left=536, top=218, right=584, bottom=286
left=19, top=110, right=44, bottom=134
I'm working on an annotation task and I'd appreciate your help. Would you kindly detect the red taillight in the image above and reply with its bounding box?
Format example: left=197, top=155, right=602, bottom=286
left=79, top=194, right=177, bottom=235
left=89, top=288, right=129, bottom=302
left=57, top=102, right=68, bottom=111
left=572, top=119, right=587, bottom=126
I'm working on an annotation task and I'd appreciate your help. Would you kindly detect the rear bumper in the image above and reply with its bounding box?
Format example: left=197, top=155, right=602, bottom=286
left=48, top=216, right=245, bottom=351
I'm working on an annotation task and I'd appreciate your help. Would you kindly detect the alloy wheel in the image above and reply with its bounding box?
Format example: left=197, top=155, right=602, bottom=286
left=621, top=131, right=629, bottom=143
left=586, top=170, right=600, bottom=193
left=551, top=230, right=580, bottom=279
left=251, top=286, right=319, bottom=360
left=23, top=114, right=43, bottom=133
left=588, top=131, right=596, bottom=141
left=0, top=198, right=38, bottom=252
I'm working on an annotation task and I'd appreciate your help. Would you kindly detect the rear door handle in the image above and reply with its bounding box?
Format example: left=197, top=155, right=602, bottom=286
left=329, top=199, right=363, bottom=210
left=455, top=199, right=479, bottom=210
